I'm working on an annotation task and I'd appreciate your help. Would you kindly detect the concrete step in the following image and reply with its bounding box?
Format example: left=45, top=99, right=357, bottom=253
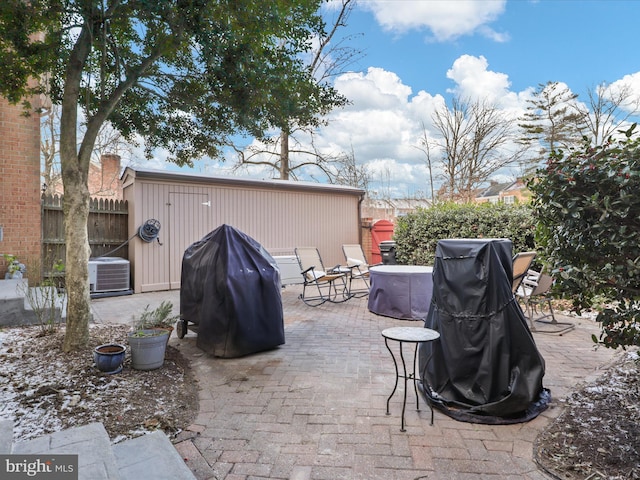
left=0, top=279, right=64, bottom=327
left=113, top=431, right=197, bottom=480
left=11, top=422, right=122, bottom=480
left=0, top=419, right=13, bottom=454
left=0, top=296, right=40, bottom=326
left=3, top=421, right=196, bottom=480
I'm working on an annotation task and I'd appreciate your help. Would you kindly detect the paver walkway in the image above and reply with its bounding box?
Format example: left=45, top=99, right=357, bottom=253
left=91, top=286, right=618, bottom=480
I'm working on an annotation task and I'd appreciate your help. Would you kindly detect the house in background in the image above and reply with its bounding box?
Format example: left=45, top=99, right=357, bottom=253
left=475, top=179, right=530, bottom=204
left=48, top=154, right=123, bottom=200
left=361, top=196, right=431, bottom=221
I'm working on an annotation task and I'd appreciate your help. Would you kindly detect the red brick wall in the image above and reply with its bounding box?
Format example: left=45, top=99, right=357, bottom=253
left=360, top=217, right=373, bottom=264
left=0, top=96, right=42, bottom=277
left=92, top=154, right=122, bottom=200
left=52, top=153, right=122, bottom=200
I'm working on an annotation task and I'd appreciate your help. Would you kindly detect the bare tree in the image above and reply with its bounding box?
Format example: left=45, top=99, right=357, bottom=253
left=414, top=122, right=437, bottom=203
left=234, top=0, right=362, bottom=180
left=323, top=144, right=370, bottom=191
left=432, top=97, right=525, bottom=202
left=574, top=82, right=640, bottom=145
left=40, top=105, right=134, bottom=196
left=41, top=105, right=61, bottom=195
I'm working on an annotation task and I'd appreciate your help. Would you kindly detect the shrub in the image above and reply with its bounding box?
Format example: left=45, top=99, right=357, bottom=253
left=394, top=202, right=536, bottom=266
left=529, top=125, right=640, bottom=349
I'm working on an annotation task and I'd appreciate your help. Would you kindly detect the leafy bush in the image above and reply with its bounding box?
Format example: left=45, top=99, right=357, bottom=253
left=529, top=125, right=640, bottom=349
left=394, top=202, right=536, bottom=266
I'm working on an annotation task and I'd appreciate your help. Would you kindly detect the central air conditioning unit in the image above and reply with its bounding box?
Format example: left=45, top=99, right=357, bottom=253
left=273, top=255, right=303, bottom=286
left=88, top=257, right=130, bottom=294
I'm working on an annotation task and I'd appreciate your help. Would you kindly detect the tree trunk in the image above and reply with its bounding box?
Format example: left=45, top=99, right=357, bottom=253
left=59, top=24, right=96, bottom=352
left=279, top=129, right=289, bottom=180
left=61, top=165, right=92, bottom=352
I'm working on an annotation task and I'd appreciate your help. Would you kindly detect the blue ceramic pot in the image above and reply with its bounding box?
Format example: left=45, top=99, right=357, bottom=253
left=94, top=343, right=126, bottom=374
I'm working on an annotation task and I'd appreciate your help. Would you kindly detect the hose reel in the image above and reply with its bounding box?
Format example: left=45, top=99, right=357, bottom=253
left=138, top=219, right=161, bottom=243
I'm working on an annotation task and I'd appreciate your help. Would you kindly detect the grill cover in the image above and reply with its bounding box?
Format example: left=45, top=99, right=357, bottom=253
left=180, top=224, right=284, bottom=358
left=419, top=238, right=549, bottom=423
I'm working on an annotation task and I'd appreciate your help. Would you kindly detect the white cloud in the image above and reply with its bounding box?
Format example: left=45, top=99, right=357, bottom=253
left=361, top=0, right=508, bottom=42
left=602, top=72, right=640, bottom=113
left=123, top=54, right=534, bottom=197
left=445, top=55, right=512, bottom=103
left=335, top=68, right=412, bottom=110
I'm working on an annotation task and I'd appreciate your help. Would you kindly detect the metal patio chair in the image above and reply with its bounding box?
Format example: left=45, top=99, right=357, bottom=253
left=342, top=244, right=374, bottom=297
left=511, top=251, right=537, bottom=295
left=516, top=269, right=575, bottom=334
left=294, top=247, right=352, bottom=306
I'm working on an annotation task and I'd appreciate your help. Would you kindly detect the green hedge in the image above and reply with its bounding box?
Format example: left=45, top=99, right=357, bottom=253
left=394, top=202, right=536, bottom=265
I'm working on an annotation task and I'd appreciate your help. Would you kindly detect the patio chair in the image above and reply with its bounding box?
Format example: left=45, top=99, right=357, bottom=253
left=294, top=247, right=352, bottom=306
left=511, top=251, right=537, bottom=294
left=516, top=269, right=574, bottom=334
left=342, top=244, right=374, bottom=297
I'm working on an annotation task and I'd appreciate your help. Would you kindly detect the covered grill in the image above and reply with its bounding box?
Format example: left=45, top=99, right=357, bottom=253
left=419, top=238, right=550, bottom=424
left=180, top=224, right=285, bottom=358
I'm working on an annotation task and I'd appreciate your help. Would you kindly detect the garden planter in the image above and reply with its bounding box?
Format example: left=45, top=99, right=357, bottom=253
left=127, top=329, right=169, bottom=370
left=94, top=343, right=126, bottom=374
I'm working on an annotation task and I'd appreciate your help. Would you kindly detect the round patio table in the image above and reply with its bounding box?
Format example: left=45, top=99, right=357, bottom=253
left=368, top=265, right=433, bottom=320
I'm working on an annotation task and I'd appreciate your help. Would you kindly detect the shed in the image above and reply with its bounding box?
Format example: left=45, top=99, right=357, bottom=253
left=121, top=167, right=364, bottom=293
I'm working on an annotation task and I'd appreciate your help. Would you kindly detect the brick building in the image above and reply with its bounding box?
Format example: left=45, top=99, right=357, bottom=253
left=0, top=95, right=43, bottom=276
left=49, top=153, right=123, bottom=200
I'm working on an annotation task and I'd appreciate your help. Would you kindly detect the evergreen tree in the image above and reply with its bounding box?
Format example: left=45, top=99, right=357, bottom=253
left=518, top=81, right=582, bottom=172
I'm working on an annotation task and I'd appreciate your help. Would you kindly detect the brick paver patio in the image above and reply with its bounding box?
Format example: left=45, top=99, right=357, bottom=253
left=92, top=285, right=618, bottom=479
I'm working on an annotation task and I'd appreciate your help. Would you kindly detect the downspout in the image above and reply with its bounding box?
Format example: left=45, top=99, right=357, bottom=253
left=358, top=192, right=364, bottom=245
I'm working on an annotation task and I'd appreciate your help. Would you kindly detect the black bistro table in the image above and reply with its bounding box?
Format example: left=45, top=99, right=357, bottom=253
left=381, top=326, right=440, bottom=431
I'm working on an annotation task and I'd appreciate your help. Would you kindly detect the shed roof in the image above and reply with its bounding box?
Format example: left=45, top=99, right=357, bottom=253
left=121, top=167, right=365, bottom=196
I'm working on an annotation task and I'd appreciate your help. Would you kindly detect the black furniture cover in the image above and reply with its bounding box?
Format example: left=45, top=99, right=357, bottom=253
left=419, top=238, right=549, bottom=424
left=180, top=224, right=285, bottom=358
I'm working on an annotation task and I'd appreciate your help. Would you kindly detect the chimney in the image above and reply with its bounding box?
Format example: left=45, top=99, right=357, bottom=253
left=100, top=154, right=122, bottom=199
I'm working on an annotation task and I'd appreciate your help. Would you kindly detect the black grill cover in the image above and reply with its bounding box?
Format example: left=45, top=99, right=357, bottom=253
left=180, top=224, right=284, bottom=358
left=419, top=239, right=549, bottom=423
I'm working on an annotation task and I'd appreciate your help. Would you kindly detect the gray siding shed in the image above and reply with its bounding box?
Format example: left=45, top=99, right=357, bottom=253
left=121, top=167, right=364, bottom=293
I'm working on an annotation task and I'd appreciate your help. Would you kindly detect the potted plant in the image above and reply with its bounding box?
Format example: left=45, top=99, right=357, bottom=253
left=3, top=254, right=26, bottom=279
left=127, top=301, right=179, bottom=370
left=94, top=343, right=127, bottom=374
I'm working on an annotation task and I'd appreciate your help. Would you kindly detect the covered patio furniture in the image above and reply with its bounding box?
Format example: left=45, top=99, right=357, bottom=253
left=517, top=269, right=574, bottom=334
left=342, top=244, right=373, bottom=297
left=295, top=247, right=352, bottom=306
left=419, top=238, right=549, bottom=424
left=368, top=265, right=433, bottom=320
left=179, top=224, right=285, bottom=358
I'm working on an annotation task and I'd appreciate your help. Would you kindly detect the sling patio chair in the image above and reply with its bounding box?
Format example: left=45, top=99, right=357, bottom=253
left=516, top=268, right=575, bottom=334
left=294, top=247, right=352, bottom=307
left=342, top=244, right=375, bottom=297
left=511, top=251, right=537, bottom=295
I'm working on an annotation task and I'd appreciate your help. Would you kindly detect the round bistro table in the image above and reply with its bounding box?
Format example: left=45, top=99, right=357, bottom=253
left=381, top=326, right=440, bottom=431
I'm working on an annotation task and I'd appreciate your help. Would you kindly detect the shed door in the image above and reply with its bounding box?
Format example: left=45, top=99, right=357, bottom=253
left=168, top=192, right=212, bottom=288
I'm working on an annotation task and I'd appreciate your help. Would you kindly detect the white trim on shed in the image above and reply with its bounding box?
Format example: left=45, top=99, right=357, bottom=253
left=121, top=167, right=364, bottom=293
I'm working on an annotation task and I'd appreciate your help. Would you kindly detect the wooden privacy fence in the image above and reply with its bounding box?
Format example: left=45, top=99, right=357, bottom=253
left=41, top=194, right=129, bottom=272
